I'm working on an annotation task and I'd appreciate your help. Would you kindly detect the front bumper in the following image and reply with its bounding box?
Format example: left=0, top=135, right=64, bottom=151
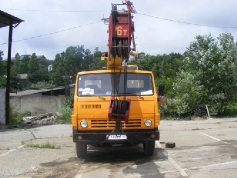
left=73, top=129, right=160, bottom=146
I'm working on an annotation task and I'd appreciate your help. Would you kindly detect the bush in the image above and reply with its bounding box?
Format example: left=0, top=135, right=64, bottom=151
left=57, top=95, right=73, bottom=123
left=171, top=71, right=204, bottom=116
left=222, top=103, right=237, bottom=116
left=0, top=76, right=6, bottom=87
left=57, top=105, right=72, bottom=123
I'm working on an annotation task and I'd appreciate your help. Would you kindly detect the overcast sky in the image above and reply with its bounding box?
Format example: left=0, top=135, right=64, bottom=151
left=0, top=0, right=237, bottom=60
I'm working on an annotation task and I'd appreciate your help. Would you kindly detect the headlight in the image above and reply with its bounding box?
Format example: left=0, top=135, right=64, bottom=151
left=80, top=120, right=88, bottom=128
left=144, top=119, right=152, bottom=127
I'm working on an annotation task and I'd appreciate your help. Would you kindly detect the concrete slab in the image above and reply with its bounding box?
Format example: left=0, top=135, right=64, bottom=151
left=0, top=118, right=236, bottom=177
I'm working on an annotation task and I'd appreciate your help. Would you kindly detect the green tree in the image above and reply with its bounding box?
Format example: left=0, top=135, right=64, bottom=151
left=213, top=33, right=237, bottom=113
left=174, top=33, right=237, bottom=115
left=89, top=47, right=106, bottom=70
left=10, top=53, right=21, bottom=89
left=138, top=52, right=184, bottom=97
left=172, top=70, right=204, bottom=116
left=37, top=55, right=51, bottom=83
left=0, top=50, right=3, bottom=60
left=19, top=55, right=31, bottom=74
left=28, top=53, right=40, bottom=84
left=51, top=45, right=94, bottom=86
left=0, top=50, right=6, bottom=86
left=51, top=52, right=67, bottom=86
left=12, top=53, right=21, bottom=74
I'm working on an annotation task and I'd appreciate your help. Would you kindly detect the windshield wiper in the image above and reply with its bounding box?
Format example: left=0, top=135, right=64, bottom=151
left=118, top=92, right=137, bottom=96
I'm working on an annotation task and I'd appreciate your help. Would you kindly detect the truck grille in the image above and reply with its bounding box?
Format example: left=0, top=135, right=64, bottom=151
left=91, top=119, right=142, bottom=128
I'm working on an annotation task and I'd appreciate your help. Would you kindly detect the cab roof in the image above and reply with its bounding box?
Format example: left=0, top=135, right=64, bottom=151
left=77, top=69, right=153, bottom=75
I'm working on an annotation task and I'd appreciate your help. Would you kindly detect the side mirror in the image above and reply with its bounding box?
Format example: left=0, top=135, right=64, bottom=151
left=158, top=84, right=164, bottom=96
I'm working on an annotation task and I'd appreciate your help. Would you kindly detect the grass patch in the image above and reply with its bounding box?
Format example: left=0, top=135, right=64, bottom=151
left=27, top=142, right=60, bottom=149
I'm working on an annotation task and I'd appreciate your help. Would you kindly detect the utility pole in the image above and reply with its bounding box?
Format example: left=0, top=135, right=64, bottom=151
left=5, top=20, right=13, bottom=125
left=0, top=10, right=23, bottom=125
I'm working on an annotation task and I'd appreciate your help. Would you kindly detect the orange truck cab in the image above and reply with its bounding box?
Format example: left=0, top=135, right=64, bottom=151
left=71, top=68, right=162, bottom=157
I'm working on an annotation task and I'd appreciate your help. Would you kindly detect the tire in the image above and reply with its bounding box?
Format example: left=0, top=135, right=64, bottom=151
left=75, top=142, right=87, bottom=158
left=143, top=141, right=155, bottom=156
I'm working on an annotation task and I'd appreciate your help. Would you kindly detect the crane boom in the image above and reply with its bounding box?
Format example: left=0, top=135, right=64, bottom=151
left=103, top=1, right=137, bottom=69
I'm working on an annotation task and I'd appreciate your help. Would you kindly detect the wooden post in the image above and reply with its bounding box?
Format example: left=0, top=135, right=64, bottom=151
left=206, top=105, right=210, bottom=119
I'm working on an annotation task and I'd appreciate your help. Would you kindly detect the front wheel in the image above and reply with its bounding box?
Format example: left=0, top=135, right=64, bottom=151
left=143, top=141, right=155, bottom=156
left=76, top=142, right=87, bottom=158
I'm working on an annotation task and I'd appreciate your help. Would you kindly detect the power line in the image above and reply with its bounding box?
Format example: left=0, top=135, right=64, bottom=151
left=137, top=12, right=237, bottom=29
left=1, top=10, right=235, bottom=47
left=3, top=7, right=236, bottom=29
left=0, top=20, right=101, bottom=46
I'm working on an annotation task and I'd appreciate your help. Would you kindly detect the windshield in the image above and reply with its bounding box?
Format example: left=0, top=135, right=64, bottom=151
left=78, top=73, right=154, bottom=96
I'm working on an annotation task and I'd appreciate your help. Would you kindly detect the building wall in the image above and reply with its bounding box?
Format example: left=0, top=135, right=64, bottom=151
left=10, top=94, right=65, bottom=114
left=0, top=88, right=5, bottom=124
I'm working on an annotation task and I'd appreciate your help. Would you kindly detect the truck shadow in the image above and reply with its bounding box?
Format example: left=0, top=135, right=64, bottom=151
left=39, top=146, right=168, bottom=178
left=80, top=145, right=168, bottom=178
left=84, top=145, right=168, bottom=163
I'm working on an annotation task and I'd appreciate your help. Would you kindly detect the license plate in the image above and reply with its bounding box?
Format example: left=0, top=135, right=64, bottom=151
left=107, top=134, right=127, bottom=140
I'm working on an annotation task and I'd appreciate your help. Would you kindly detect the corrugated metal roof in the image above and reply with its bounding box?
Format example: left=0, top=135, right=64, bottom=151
left=10, top=84, right=75, bottom=97
left=0, top=10, right=23, bottom=28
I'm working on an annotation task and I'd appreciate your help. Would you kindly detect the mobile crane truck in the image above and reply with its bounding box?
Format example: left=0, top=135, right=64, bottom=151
left=71, top=1, right=164, bottom=158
